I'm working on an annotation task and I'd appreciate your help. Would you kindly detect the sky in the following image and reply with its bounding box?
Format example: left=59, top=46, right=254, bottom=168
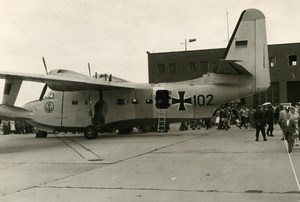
left=0, top=0, right=300, bottom=106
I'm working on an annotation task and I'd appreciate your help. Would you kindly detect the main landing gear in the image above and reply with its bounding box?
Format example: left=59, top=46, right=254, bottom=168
left=84, top=125, right=98, bottom=139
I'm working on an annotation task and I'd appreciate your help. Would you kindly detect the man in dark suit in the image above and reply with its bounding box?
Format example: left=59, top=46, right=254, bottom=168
left=254, top=106, right=267, bottom=141
left=281, top=113, right=296, bottom=153
left=265, top=105, right=274, bottom=136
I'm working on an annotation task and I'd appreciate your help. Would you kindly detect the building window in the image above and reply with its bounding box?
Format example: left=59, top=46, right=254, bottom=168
left=269, top=57, right=276, bottom=67
left=169, top=63, right=177, bottom=74
left=189, top=62, right=197, bottom=72
left=199, top=61, right=209, bottom=74
left=289, top=55, right=298, bottom=66
left=72, top=100, right=78, bottom=105
left=157, top=64, right=166, bottom=74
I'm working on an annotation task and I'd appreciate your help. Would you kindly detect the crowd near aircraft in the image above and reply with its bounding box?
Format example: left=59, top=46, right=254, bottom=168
left=0, top=9, right=270, bottom=139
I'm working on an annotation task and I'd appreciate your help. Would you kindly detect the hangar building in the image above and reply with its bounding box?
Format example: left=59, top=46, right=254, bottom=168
left=147, top=43, right=300, bottom=106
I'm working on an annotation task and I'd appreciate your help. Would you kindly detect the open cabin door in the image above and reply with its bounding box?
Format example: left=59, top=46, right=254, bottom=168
left=154, top=88, right=194, bottom=119
left=155, top=90, right=170, bottom=109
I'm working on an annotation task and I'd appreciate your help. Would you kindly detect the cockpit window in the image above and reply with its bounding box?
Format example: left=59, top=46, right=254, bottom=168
left=44, top=93, right=54, bottom=99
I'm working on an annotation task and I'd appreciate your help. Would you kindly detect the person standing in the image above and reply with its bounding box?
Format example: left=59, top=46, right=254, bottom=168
left=290, top=107, right=299, bottom=146
left=265, top=105, right=274, bottom=137
left=239, top=106, right=249, bottom=129
left=10, top=120, right=16, bottom=134
left=274, top=105, right=280, bottom=124
left=254, top=106, right=267, bottom=141
left=281, top=113, right=296, bottom=153
left=278, top=105, right=287, bottom=140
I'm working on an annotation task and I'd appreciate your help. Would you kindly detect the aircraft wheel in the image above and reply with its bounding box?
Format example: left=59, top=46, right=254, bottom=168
left=36, top=130, right=48, bottom=138
left=84, top=126, right=98, bottom=139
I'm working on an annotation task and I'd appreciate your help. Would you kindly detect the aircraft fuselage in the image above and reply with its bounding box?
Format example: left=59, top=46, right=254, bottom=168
left=23, top=75, right=254, bottom=134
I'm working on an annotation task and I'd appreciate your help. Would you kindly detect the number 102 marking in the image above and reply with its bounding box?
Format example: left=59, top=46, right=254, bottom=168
left=193, top=94, right=214, bottom=106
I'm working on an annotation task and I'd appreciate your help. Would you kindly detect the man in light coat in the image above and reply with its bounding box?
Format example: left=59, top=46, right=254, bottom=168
left=281, top=113, right=296, bottom=153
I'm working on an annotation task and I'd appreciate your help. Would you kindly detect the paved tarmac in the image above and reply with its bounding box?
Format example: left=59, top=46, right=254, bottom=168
left=0, top=125, right=300, bottom=202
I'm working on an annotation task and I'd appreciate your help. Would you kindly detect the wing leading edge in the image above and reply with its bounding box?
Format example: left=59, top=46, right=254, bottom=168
left=0, top=70, right=135, bottom=91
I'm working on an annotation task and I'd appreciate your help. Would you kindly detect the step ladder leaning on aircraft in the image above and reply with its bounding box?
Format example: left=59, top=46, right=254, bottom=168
left=0, top=9, right=270, bottom=139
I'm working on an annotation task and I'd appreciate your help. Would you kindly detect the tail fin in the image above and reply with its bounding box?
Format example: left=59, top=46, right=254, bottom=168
left=222, top=9, right=270, bottom=93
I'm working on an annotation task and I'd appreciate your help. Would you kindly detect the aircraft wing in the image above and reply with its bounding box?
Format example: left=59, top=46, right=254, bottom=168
left=212, top=59, right=252, bottom=75
left=0, top=70, right=135, bottom=91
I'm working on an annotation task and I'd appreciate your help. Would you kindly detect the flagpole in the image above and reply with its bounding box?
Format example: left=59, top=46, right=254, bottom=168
left=183, top=38, right=196, bottom=51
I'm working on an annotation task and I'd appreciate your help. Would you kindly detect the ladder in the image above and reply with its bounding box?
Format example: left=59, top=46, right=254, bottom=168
left=157, top=109, right=167, bottom=132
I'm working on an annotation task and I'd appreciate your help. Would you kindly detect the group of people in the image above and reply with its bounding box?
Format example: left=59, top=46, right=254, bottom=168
left=1, top=120, right=33, bottom=135
left=213, top=104, right=255, bottom=130
left=254, top=104, right=300, bottom=153
left=208, top=102, right=300, bottom=154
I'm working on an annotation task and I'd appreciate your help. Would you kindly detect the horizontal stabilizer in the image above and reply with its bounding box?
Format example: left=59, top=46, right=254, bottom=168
left=0, top=105, right=33, bottom=120
left=213, top=59, right=252, bottom=75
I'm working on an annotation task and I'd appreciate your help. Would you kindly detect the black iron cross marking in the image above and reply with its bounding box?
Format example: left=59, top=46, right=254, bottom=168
left=171, top=91, right=192, bottom=111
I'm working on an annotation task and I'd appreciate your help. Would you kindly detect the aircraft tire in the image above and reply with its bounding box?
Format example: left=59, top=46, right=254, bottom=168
left=84, top=126, right=98, bottom=139
left=36, top=131, right=48, bottom=138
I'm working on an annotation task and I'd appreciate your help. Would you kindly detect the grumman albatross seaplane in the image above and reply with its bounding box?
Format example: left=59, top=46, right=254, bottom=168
left=0, top=9, right=270, bottom=139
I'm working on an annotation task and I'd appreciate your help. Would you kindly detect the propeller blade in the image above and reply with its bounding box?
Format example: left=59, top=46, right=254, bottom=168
left=42, top=57, right=49, bottom=75
left=88, top=63, right=91, bottom=77
left=39, top=84, right=48, bottom=101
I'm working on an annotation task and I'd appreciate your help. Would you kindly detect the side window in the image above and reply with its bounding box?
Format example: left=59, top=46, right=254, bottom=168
left=155, top=90, right=170, bottom=109
left=45, top=93, right=54, bottom=99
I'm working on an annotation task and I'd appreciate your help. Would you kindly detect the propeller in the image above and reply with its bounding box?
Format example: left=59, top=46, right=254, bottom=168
left=42, top=57, right=49, bottom=75
left=39, top=57, right=49, bottom=101
left=39, top=84, right=48, bottom=101
left=88, top=63, right=91, bottom=77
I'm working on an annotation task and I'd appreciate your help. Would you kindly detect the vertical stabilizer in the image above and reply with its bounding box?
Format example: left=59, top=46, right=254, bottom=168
left=223, top=9, right=270, bottom=93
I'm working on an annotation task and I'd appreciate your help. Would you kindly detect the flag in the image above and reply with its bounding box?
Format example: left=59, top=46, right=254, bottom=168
left=189, top=39, right=196, bottom=43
